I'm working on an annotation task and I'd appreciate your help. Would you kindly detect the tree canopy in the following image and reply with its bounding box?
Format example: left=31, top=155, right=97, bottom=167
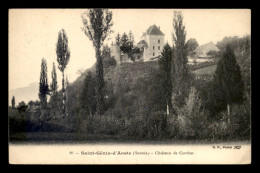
left=213, top=44, right=244, bottom=120
left=39, top=58, right=49, bottom=110
left=56, top=29, right=70, bottom=73
left=158, top=43, right=173, bottom=114
left=186, top=38, right=199, bottom=55
left=56, top=29, right=71, bottom=117
left=81, top=9, right=113, bottom=115
left=171, top=11, right=190, bottom=109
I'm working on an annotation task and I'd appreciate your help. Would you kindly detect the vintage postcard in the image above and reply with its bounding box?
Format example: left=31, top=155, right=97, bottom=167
left=8, top=9, right=251, bottom=164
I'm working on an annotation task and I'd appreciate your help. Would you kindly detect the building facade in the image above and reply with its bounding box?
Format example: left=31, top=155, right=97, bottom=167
left=111, top=24, right=165, bottom=63
left=138, top=25, right=165, bottom=62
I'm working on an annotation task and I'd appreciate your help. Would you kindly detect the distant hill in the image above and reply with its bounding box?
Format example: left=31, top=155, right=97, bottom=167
left=195, top=41, right=219, bottom=58
left=9, top=82, right=39, bottom=106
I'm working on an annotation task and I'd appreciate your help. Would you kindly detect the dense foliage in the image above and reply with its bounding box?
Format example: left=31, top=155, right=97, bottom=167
left=38, top=58, right=49, bottom=121
left=213, top=45, right=244, bottom=121
left=82, top=9, right=113, bottom=115
left=56, top=29, right=70, bottom=117
left=9, top=10, right=251, bottom=143
left=186, top=38, right=199, bottom=56
left=171, top=11, right=191, bottom=111
left=158, top=43, right=173, bottom=114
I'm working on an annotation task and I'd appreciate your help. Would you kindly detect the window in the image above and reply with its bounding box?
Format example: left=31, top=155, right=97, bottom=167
left=153, top=52, right=155, bottom=56
left=158, top=40, right=160, bottom=43
left=158, top=46, right=160, bottom=50
left=153, top=46, right=155, bottom=50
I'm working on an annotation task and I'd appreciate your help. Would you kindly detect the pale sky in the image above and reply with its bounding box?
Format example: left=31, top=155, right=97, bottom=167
left=9, top=9, right=251, bottom=92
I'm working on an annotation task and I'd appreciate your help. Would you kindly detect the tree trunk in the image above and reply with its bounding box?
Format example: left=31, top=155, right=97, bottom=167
left=62, top=71, right=65, bottom=118
left=166, top=103, right=170, bottom=115
left=95, top=46, right=104, bottom=116
left=227, top=103, right=231, bottom=124
left=89, top=105, right=92, bottom=116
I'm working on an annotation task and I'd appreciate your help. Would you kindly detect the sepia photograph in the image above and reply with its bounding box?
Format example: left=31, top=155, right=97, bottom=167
left=8, top=8, right=251, bottom=164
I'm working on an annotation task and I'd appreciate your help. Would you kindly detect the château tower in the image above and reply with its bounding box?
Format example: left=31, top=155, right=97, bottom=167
left=138, top=24, right=165, bottom=61
left=110, top=24, right=165, bottom=64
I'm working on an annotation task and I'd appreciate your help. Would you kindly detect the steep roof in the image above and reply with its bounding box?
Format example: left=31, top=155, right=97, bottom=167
left=142, top=25, right=164, bottom=37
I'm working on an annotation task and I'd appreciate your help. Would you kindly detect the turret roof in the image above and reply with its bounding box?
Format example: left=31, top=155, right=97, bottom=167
left=142, top=25, right=165, bottom=37
left=137, top=40, right=148, bottom=48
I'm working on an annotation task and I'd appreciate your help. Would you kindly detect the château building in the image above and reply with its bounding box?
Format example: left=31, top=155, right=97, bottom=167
left=110, top=24, right=165, bottom=64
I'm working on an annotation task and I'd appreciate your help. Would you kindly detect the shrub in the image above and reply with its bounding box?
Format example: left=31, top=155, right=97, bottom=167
left=104, top=56, right=117, bottom=68
left=125, top=115, right=147, bottom=139
left=208, top=101, right=251, bottom=141
left=124, top=111, right=170, bottom=139
left=78, top=114, right=125, bottom=136
left=146, top=111, right=168, bottom=139
left=230, top=102, right=251, bottom=140
left=176, top=87, right=209, bottom=139
left=166, top=114, right=179, bottom=139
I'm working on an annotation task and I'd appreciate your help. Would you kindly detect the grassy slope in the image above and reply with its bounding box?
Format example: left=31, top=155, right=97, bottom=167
left=50, top=60, right=215, bottom=119
left=191, top=64, right=217, bottom=76
left=104, top=61, right=159, bottom=93
left=72, top=60, right=215, bottom=96
left=70, top=61, right=159, bottom=98
left=68, top=60, right=215, bottom=114
left=63, top=61, right=159, bottom=119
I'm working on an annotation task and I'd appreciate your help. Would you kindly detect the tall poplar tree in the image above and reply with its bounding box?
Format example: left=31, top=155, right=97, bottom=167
left=56, top=29, right=70, bottom=118
left=158, top=43, right=173, bottom=115
left=50, top=62, right=58, bottom=118
left=213, top=45, right=244, bottom=123
left=171, top=11, right=190, bottom=111
left=39, top=58, right=49, bottom=118
left=50, top=62, right=58, bottom=94
left=81, top=9, right=113, bottom=115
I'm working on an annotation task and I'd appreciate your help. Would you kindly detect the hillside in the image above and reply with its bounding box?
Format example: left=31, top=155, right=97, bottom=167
left=63, top=61, right=160, bottom=118
left=195, top=41, right=219, bottom=57
left=9, top=82, right=39, bottom=106
left=192, top=64, right=217, bottom=76
left=68, top=60, right=215, bottom=106
left=104, top=61, right=159, bottom=93
left=71, top=61, right=159, bottom=90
